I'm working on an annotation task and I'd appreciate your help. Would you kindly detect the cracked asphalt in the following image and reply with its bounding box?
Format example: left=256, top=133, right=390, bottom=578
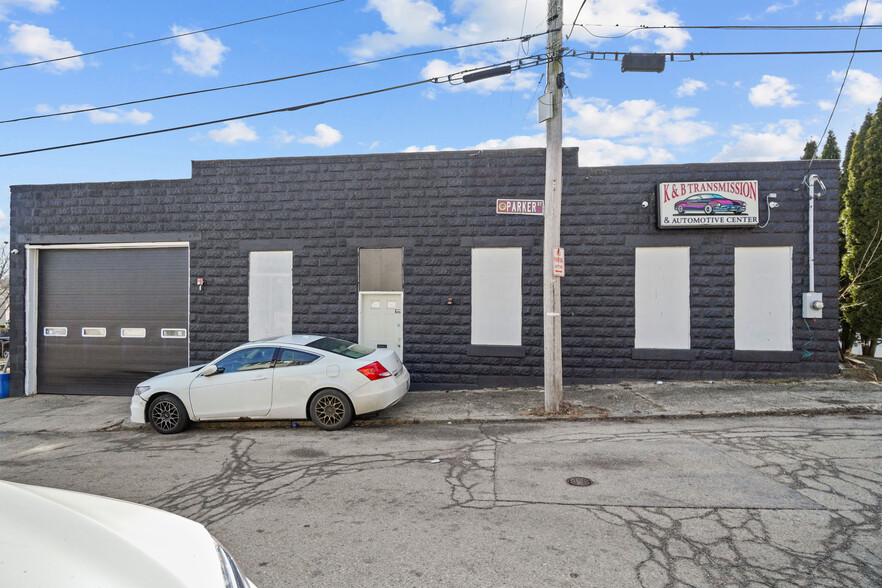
left=1, top=413, right=880, bottom=587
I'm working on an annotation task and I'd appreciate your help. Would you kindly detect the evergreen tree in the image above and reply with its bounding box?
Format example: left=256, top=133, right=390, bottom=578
left=842, top=102, right=882, bottom=356
left=839, top=130, right=857, bottom=355
left=801, top=139, right=818, bottom=160
left=821, top=131, right=841, bottom=160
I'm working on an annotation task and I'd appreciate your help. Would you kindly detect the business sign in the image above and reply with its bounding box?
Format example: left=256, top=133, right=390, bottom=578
left=497, top=199, right=544, bottom=216
left=657, top=180, right=759, bottom=229
left=553, top=248, right=565, bottom=277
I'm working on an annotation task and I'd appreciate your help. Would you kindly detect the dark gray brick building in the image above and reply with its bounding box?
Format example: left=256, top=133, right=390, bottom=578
left=9, top=148, right=840, bottom=396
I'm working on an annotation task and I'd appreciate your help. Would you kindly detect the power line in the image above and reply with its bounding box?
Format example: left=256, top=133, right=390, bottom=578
left=576, top=23, right=882, bottom=40
left=805, top=0, right=870, bottom=177
left=1, top=33, right=546, bottom=125
left=572, top=48, right=882, bottom=60
left=0, top=0, right=348, bottom=72
left=0, top=56, right=547, bottom=158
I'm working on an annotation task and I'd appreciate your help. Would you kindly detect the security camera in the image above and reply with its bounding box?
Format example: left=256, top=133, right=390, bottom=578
left=641, top=201, right=649, bottom=208
left=10, top=249, right=18, bottom=255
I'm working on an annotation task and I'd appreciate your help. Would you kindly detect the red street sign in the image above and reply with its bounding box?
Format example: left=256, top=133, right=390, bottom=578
left=553, top=248, right=565, bottom=277
left=496, top=199, right=544, bottom=216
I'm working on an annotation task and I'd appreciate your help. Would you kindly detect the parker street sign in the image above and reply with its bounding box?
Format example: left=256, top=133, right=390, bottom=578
left=497, top=199, right=544, bottom=216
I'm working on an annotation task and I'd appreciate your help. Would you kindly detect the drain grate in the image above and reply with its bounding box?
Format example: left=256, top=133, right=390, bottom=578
left=566, top=476, right=593, bottom=487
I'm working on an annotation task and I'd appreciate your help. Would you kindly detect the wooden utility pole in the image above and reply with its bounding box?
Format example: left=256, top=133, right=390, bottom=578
left=543, top=0, right=563, bottom=411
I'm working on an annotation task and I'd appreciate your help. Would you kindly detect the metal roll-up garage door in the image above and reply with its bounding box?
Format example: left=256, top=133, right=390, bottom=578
left=37, top=247, right=189, bottom=396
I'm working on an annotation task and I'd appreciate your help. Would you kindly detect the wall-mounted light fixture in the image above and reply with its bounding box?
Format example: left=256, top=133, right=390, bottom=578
left=196, top=277, right=205, bottom=291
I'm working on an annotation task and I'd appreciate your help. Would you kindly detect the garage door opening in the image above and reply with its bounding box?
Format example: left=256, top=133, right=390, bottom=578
left=29, top=245, right=189, bottom=396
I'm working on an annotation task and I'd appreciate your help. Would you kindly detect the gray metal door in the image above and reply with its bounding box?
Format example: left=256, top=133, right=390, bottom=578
left=37, top=247, right=188, bottom=396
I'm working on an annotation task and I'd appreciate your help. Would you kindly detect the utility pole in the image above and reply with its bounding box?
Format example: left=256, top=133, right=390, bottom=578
left=543, top=0, right=563, bottom=412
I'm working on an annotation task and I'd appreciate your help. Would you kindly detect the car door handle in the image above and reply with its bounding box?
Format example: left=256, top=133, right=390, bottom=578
left=253, top=376, right=269, bottom=381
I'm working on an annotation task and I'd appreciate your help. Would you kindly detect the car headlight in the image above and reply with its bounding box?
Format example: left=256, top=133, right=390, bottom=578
left=135, top=385, right=150, bottom=395
left=214, top=538, right=249, bottom=588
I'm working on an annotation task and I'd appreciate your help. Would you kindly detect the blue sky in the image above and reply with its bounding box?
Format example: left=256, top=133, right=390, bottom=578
left=1, top=0, right=881, bottom=241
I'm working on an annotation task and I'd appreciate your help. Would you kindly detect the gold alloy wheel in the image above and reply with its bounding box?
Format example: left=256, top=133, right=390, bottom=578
left=314, top=394, right=345, bottom=427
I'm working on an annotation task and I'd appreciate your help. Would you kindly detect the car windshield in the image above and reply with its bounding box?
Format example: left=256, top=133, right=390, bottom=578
left=306, top=337, right=374, bottom=359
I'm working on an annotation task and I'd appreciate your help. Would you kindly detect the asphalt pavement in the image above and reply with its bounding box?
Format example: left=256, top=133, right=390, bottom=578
left=1, top=369, right=880, bottom=434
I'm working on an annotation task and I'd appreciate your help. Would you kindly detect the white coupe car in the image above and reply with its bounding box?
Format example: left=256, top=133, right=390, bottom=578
left=0, top=480, right=254, bottom=587
left=131, top=335, right=410, bottom=434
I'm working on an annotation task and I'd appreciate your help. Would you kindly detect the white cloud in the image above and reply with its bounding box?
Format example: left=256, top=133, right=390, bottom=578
left=565, top=97, right=715, bottom=146
left=405, top=133, right=673, bottom=167
left=766, top=1, right=799, bottom=13
left=171, top=25, right=228, bottom=76
left=350, top=0, right=452, bottom=60
left=421, top=58, right=539, bottom=95
left=832, top=1, right=882, bottom=24
left=351, top=0, right=690, bottom=66
left=207, top=120, right=258, bottom=144
left=298, top=124, right=342, bottom=148
left=0, top=0, right=56, bottom=19
left=7, top=23, right=83, bottom=72
left=676, top=78, right=707, bottom=97
left=748, top=75, right=801, bottom=107
left=469, top=134, right=544, bottom=151
left=38, top=103, right=152, bottom=124
left=86, top=108, right=153, bottom=125
left=818, top=99, right=835, bottom=110
left=830, top=68, right=882, bottom=105
left=712, top=119, right=806, bottom=162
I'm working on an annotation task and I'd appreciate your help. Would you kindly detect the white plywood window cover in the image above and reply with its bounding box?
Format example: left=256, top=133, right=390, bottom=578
left=249, top=251, right=294, bottom=341
left=634, top=247, right=691, bottom=349
left=735, top=247, right=793, bottom=351
left=471, top=248, right=522, bottom=346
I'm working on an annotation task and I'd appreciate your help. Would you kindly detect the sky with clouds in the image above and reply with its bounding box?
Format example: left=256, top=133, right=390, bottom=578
left=1, top=0, right=881, bottom=240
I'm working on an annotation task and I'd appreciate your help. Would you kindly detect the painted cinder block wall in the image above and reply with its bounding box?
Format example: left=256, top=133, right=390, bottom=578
left=9, top=148, right=840, bottom=394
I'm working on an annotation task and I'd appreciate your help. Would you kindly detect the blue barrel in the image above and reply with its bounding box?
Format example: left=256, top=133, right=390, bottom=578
left=0, top=373, right=9, bottom=399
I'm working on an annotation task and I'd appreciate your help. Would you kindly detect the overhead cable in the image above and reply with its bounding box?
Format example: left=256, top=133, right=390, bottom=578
left=573, top=48, right=882, bottom=61
left=576, top=23, right=882, bottom=40
left=0, top=0, right=348, bottom=72
left=0, top=55, right=547, bottom=158
left=805, top=0, right=870, bottom=177
left=1, top=32, right=546, bottom=125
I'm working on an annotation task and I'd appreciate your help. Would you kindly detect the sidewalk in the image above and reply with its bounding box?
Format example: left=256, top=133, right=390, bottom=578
left=1, top=373, right=880, bottom=434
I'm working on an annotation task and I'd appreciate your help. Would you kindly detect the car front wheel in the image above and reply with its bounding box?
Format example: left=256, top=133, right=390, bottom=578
left=148, top=394, right=190, bottom=434
left=309, top=389, right=353, bottom=431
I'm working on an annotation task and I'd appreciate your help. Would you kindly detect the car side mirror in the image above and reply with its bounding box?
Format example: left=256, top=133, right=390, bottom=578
left=201, top=364, right=220, bottom=377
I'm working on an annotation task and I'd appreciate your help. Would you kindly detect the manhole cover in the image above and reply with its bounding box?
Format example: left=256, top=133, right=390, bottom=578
left=566, top=476, right=593, bottom=487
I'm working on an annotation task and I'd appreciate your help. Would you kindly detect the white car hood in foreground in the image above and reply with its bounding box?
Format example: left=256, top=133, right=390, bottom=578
left=0, top=480, right=243, bottom=587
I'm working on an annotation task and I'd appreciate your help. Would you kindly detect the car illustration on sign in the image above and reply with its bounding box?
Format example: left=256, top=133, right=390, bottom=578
left=673, top=193, right=746, bottom=215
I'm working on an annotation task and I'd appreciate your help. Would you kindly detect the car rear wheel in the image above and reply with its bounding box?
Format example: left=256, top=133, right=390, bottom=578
left=676, top=205, right=684, bottom=214
left=309, top=389, right=353, bottom=431
left=148, top=394, right=190, bottom=434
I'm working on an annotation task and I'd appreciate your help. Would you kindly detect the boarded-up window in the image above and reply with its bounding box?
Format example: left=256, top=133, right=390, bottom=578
left=249, top=251, right=293, bottom=341
left=735, top=247, right=792, bottom=351
left=471, top=248, right=521, bottom=346
left=635, top=247, right=691, bottom=349
left=359, top=248, right=403, bottom=292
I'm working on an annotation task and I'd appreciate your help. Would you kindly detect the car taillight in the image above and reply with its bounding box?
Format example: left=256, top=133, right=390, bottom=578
left=358, top=361, right=392, bottom=381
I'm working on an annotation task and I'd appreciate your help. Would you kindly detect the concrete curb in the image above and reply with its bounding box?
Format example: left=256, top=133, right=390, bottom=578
left=114, top=404, right=882, bottom=434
